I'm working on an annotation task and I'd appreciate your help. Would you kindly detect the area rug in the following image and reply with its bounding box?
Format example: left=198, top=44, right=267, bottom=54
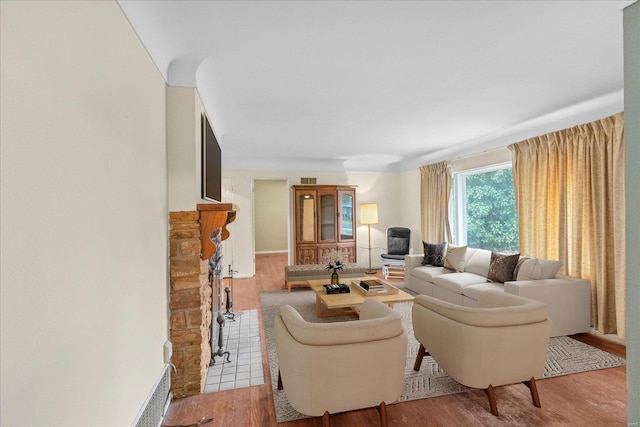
left=260, top=288, right=626, bottom=423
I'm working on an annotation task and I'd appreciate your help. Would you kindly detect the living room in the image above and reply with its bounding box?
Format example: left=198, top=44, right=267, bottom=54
left=1, top=1, right=638, bottom=426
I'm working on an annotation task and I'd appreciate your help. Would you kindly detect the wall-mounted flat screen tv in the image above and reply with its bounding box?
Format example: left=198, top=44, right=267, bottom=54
left=201, top=114, right=222, bottom=202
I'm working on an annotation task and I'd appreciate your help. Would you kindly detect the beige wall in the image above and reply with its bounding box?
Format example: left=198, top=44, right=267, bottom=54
left=254, top=180, right=289, bottom=253
left=167, top=86, right=212, bottom=211
left=1, top=2, right=168, bottom=425
left=2, top=1, right=635, bottom=425
left=624, top=2, right=640, bottom=424
left=167, top=102, right=425, bottom=276
left=224, top=169, right=421, bottom=277
left=167, top=87, right=200, bottom=211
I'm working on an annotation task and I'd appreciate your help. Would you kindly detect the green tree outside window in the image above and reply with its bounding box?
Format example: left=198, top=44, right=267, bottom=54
left=454, top=166, right=519, bottom=252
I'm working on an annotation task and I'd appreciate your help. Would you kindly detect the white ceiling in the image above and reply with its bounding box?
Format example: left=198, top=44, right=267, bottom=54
left=118, top=0, right=634, bottom=172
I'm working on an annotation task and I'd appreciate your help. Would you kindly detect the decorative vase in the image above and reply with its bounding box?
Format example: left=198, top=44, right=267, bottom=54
left=331, top=269, right=340, bottom=285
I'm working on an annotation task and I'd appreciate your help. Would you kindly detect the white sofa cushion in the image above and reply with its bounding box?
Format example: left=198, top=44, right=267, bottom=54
left=517, top=258, right=562, bottom=280
left=410, top=265, right=452, bottom=282
left=432, top=272, right=487, bottom=294
left=463, top=282, right=505, bottom=301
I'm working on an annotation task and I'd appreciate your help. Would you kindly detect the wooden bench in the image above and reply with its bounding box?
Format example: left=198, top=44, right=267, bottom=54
left=284, top=263, right=367, bottom=292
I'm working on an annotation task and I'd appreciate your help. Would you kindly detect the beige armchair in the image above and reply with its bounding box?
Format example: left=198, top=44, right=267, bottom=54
left=412, top=290, right=552, bottom=416
left=274, top=299, right=408, bottom=427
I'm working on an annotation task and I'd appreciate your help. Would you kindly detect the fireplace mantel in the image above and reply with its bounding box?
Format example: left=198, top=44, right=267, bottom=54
left=197, top=203, right=238, bottom=260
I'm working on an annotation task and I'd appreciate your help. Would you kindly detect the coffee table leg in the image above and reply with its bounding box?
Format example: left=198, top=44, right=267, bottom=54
left=316, top=294, right=322, bottom=317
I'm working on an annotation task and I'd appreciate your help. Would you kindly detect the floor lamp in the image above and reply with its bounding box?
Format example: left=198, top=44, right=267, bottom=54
left=360, top=203, right=379, bottom=274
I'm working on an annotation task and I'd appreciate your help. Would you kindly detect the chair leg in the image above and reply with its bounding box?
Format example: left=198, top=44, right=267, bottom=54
left=322, top=411, right=330, bottom=427
left=484, top=384, right=499, bottom=416
left=277, top=369, right=283, bottom=390
left=523, top=377, right=541, bottom=408
left=413, top=344, right=428, bottom=371
left=377, top=402, right=388, bottom=427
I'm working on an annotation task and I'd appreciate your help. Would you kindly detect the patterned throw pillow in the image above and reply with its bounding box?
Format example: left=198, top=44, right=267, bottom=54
left=487, top=251, right=520, bottom=283
left=443, top=245, right=467, bottom=272
left=421, top=242, right=447, bottom=266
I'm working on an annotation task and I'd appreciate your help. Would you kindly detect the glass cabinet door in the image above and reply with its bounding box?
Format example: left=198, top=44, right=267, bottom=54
left=318, top=191, right=336, bottom=242
left=297, top=191, right=316, bottom=243
left=338, top=190, right=354, bottom=241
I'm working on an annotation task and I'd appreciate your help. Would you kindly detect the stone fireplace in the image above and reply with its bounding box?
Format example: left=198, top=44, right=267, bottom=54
left=168, top=203, right=237, bottom=398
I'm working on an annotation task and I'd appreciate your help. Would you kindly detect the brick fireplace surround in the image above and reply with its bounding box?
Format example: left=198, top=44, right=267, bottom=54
left=168, top=204, right=236, bottom=399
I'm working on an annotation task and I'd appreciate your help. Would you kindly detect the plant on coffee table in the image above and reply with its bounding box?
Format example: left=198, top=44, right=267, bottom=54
left=326, top=250, right=344, bottom=284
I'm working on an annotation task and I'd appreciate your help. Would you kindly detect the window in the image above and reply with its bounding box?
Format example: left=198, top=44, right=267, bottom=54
left=451, top=163, right=519, bottom=251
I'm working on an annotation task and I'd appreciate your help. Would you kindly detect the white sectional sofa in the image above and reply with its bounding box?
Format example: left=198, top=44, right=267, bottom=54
left=405, top=247, right=591, bottom=337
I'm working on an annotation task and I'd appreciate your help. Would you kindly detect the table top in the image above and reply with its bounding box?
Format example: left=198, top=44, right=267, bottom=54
left=309, top=277, right=415, bottom=309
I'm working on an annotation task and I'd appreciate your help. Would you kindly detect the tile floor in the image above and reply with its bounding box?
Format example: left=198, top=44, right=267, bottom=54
left=204, top=309, right=264, bottom=392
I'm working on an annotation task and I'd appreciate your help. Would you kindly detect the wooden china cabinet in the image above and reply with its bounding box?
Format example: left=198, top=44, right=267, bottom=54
left=292, top=185, right=357, bottom=265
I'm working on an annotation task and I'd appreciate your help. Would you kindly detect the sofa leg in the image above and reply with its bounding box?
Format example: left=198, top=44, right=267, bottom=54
left=413, top=344, right=427, bottom=371
left=523, top=377, right=541, bottom=408
left=377, top=402, right=388, bottom=427
left=277, top=369, right=283, bottom=390
left=485, top=385, right=499, bottom=416
left=322, top=411, right=331, bottom=427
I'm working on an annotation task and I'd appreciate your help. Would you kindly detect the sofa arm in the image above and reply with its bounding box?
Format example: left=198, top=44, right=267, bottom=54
left=504, top=277, right=591, bottom=336
left=504, top=277, right=590, bottom=299
left=405, top=254, right=424, bottom=271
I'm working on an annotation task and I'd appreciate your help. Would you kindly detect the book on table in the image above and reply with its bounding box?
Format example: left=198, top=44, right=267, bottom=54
left=323, top=283, right=350, bottom=294
left=359, top=279, right=385, bottom=291
left=351, top=279, right=399, bottom=295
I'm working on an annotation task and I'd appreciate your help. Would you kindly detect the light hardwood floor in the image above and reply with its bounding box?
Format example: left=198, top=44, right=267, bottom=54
left=163, top=253, right=627, bottom=427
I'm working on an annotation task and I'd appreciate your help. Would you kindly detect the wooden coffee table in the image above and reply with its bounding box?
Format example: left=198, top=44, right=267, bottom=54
left=308, top=278, right=415, bottom=318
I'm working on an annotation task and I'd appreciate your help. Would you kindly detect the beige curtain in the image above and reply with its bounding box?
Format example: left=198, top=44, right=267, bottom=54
left=419, top=161, right=453, bottom=243
left=508, top=113, right=625, bottom=338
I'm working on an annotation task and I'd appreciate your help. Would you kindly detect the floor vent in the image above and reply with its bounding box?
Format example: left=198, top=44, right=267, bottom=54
left=132, top=363, right=172, bottom=427
left=300, top=177, right=317, bottom=184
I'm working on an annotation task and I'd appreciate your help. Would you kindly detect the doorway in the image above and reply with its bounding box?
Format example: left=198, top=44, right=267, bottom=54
left=253, top=179, right=290, bottom=275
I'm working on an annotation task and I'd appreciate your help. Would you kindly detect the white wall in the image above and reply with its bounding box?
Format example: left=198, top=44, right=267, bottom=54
left=223, top=169, right=421, bottom=277
left=624, top=2, right=640, bottom=424
left=167, top=86, right=210, bottom=212
left=399, top=168, right=423, bottom=254
left=1, top=2, right=168, bottom=425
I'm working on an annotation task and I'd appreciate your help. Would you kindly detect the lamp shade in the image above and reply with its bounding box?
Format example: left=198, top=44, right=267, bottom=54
left=360, top=203, right=379, bottom=225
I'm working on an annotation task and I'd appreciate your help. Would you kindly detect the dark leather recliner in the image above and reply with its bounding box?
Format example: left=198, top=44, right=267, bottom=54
left=380, top=227, right=411, bottom=278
